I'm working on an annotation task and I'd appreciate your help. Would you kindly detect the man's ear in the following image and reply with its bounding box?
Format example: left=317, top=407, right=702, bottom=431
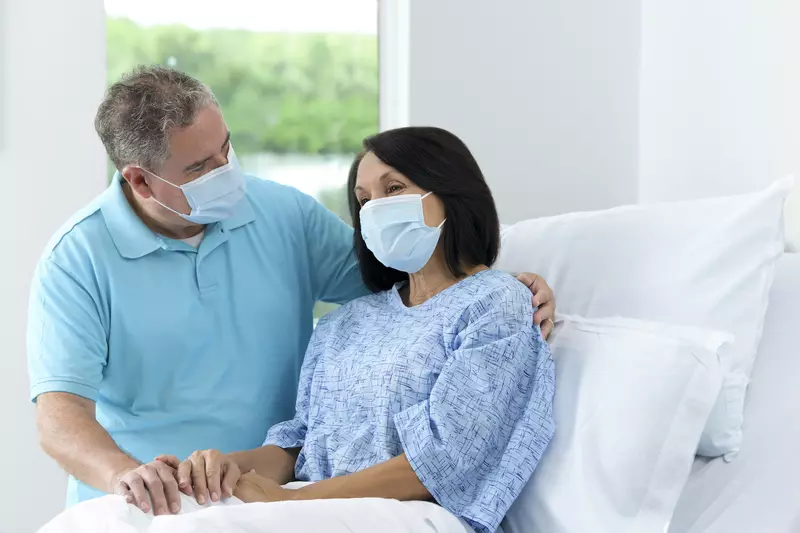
left=121, top=166, right=153, bottom=199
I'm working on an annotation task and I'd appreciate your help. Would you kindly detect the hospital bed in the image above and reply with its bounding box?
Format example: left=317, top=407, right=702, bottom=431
left=40, top=185, right=800, bottom=533
left=669, top=253, right=800, bottom=533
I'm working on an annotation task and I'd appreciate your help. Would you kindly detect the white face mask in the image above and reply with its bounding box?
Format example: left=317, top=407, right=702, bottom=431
left=146, top=145, right=246, bottom=225
left=359, top=192, right=446, bottom=274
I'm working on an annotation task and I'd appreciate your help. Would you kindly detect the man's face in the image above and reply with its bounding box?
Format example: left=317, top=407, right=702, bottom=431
left=123, top=105, right=231, bottom=224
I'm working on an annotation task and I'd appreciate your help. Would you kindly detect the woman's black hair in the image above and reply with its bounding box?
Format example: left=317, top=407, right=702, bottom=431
left=348, top=126, right=500, bottom=293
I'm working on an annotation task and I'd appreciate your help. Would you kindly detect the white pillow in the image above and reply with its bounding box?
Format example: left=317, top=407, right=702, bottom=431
left=496, top=177, right=792, bottom=457
left=503, top=316, right=727, bottom=533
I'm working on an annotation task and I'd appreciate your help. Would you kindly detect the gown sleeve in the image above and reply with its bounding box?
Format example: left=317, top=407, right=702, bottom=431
left=393, top=283, right=556, bottom=533
left=263, top=317, right=332, bottom=449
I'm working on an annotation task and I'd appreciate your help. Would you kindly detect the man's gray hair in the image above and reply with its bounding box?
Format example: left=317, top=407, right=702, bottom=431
left=95, top=66, right=219, bottom=172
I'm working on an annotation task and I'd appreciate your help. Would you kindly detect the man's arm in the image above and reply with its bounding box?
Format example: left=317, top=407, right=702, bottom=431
left=28, top=258, right=180, bottom=514
left=36, top=392, right=181, bottom=514
left=298, top=191, right=368, bottom=304
left=298, top=195, right=557, bottom=330
left=36, top=392, right=137, bottom=494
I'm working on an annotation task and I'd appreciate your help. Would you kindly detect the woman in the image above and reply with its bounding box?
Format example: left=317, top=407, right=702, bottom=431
left=159, top=127, right=556, bottom=533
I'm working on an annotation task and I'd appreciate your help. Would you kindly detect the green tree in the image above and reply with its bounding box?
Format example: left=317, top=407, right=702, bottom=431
left=106, top=18, right=379, bottom=158
left=318, top=184, right=352, bottom=225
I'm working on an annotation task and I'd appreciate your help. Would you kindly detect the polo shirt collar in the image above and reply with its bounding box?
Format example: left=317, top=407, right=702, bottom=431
left=100, top=174, right=257, bottom=259
left=222, top=184, right=256, bottom=231
left=100, top=174, right=162, bottom=259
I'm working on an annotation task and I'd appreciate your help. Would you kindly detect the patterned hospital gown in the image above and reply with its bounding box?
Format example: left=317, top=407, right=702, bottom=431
left=264, top=269, right=555, bottom=533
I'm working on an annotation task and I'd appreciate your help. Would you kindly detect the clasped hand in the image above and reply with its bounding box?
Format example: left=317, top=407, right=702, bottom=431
left=112, top=449, right=291, bottom=515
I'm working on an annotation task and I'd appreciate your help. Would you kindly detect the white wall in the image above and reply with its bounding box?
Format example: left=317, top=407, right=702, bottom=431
left=639, top=0, right=800, bottom=202
left=405, top=0, right=641, bottom=222
left=0, top=0, right=107, bottom=530
left=3, top=0, right=799, bottom=530
left=404, top=0, right=800, bottom=216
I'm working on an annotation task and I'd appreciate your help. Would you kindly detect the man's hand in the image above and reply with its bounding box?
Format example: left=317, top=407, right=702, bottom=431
left=111, top=461, right=181, bottom=515
left=233, top=471, right=294, bottom=503
left=516, top=273, right=556, bottom=339
left=157, top=449, right=240, bottom=505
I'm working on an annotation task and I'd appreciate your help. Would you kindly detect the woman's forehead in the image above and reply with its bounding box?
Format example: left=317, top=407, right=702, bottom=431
left=356, top=152, right=394, bottom=185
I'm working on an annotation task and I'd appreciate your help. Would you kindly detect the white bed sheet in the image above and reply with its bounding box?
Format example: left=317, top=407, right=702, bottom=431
left=39, top=491, right=475, bottom=533
left=669, top=254, right=800, bottom=533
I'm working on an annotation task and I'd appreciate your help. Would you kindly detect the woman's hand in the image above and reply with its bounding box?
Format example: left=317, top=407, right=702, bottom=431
left=516, top=272, right=556, bottom=339
left=233, top=471, right=295, bottom=503
left=156, top=449, right=240, bottom=504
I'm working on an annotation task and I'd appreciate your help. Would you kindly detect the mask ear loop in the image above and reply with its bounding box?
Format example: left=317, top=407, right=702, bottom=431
left=142, top=168, right=182, bottom=189
left=420, top=192, right=446, bottom=229
left=152, top=196, right=190, bottom=219
left=138, top=168, right=193, bottom=217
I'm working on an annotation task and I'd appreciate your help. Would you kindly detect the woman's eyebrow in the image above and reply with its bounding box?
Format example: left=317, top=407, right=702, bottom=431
left=379, top=170, right=400, bottom=184
left=354, top=171, right=396, bottom=193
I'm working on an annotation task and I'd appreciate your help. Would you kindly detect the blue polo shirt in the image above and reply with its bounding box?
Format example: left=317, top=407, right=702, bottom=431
left=27, top=175, right=366, bottom=505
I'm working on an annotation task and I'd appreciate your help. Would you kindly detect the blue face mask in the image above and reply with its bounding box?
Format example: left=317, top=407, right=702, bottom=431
left=146, top=145, right=246, bottom=225
left=359, top=192, right=446, bottom=273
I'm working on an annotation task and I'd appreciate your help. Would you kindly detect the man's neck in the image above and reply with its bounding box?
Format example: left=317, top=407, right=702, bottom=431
left=122, top=180, right=205, bottom=240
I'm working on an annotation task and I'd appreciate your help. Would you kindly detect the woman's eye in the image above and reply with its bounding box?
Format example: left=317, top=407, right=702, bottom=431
left=359, top=197, right=370, bottom=206
left=387, top=184, right=403, bottom=194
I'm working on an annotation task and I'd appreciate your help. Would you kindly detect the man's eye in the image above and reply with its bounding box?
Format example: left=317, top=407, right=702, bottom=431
left=359, top=198, right=370, bottom=206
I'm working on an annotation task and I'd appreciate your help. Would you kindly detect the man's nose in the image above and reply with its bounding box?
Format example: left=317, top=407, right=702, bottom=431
left=210, top=151, right=229, bottom=169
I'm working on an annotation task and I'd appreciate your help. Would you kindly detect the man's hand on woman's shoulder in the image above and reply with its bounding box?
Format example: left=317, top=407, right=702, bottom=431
left=516, top=272, right=556, bottom=339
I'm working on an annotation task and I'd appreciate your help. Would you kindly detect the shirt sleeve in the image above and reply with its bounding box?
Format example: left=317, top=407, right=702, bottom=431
left=27, top=257, right=108, bottom=402
left=297, top=192, right=368, bottom=305
left=263, top=315, right=331, bottom=449
left=393, top=285, right=556, bottom=533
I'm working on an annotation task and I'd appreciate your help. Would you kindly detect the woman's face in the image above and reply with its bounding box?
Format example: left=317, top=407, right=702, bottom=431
left=354, top=151, right=446, bottom=228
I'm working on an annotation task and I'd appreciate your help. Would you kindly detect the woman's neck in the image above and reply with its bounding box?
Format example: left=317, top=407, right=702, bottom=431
left=402, top=253, right=488, bottom=307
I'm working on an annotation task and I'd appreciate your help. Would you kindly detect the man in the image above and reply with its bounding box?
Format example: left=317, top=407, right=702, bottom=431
left=28, top=66, right=555, bottom=517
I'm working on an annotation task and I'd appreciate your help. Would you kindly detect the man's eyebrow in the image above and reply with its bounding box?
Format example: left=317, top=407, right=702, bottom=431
left=183, top=131, right=231, bottom=172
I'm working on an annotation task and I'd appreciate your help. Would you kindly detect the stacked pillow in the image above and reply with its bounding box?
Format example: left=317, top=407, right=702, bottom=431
left=495, top=177, right=793, bottom=533
left=504, top=316, right=728, bottom=533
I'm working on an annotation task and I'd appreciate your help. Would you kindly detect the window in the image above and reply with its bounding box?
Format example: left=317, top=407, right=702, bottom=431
left=105, top=0, right=379, bottom=316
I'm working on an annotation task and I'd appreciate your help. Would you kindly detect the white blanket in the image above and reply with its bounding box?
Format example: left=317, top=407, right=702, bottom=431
left=39, top=490, right=474, bottom=533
